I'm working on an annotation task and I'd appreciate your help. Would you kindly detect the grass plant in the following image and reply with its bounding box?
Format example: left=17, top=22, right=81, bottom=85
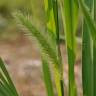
left=0, top=0, right=96, bottom=96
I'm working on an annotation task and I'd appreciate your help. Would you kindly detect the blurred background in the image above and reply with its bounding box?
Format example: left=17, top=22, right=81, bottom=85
left=0, top=0, right=82, bottom=96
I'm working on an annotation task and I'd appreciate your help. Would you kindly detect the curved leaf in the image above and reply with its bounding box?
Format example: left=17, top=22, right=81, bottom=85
left=0, top=58, right=19, bottom=96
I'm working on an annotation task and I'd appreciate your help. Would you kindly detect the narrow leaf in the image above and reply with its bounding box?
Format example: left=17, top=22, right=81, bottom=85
left=82, top=21, right=93, bottom=96
left=59, top=0, right=79, bottom=95
left=93, top=0, right=96, bottom=95
left=42, top=56, right=54, bottom=96
left=0, top=58, right=19, bottom=96
left=82, top=0, right=94, bottom=96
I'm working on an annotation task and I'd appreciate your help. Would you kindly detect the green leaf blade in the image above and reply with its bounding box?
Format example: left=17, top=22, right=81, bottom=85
left=60, top=0, right=79, bottom=95
left=42, top=57, right=54, bottom=96
left=0, top=58, right=19, bottom=96
left=93, top=0, right=96, bottom=95
left=82, top=21, right=93, bottom=96
left=78, top=0, right=96, bottom=96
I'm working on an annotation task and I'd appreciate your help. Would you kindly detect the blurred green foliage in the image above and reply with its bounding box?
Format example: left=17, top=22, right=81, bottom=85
left=0, top=0, right=46, bottom=39
left=0, top=0, right=44, bottom=21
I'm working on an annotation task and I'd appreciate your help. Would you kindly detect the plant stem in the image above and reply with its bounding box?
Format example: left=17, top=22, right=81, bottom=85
left=52, top=0, right=64, bottom=95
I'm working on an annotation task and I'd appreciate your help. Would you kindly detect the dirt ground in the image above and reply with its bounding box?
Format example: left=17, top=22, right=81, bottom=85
left=0, top=32, right=82, bottom=96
